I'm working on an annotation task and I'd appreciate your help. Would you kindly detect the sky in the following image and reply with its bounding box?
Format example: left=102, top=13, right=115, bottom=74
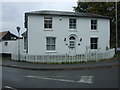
left=1, top=0, right=77, bottom=36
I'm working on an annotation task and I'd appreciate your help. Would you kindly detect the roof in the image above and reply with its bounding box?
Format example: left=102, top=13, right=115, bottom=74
left=24, top=10, right=111, bottom=28
left=0, top=31, right=18, bottom=41
left=0, top=31, right=9, bottom=40
left=25, top=10, right=111, bottom=19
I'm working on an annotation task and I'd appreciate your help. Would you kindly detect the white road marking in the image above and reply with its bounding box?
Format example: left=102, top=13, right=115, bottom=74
left=4, top=86, right=17, bottom=90
left=25, top=75, right=94, bottom=84
left=27, top=75, right=82, bottom=78
left=77, top=76, right=94, bottom=84
left=26, top=76, right=75, bottom=83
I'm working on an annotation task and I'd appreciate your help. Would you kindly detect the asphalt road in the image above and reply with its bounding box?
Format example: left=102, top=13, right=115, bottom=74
left=2, top=66, right=118, bottom=89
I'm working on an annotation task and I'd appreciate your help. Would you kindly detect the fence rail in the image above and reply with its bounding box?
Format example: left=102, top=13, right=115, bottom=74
left=12, top=49, right=115, bottom=63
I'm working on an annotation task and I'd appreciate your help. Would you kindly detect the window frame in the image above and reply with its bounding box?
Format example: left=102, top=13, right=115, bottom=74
left=91, top=19, right=97, bottom=30
left=44, top=17, right=52, bottom=29
left=90, top=37, right=98, bottom=50
left=69, top=18, right=77, bottom=30
left=24, top=36, right=27, bottom=50
left=4, top=42, right=8, bottom=46
left=46, top=37, right=56, bottom=51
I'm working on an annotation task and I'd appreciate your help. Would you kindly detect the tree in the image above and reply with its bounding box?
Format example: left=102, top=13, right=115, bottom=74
left=73, top=2, right=120, bottom=48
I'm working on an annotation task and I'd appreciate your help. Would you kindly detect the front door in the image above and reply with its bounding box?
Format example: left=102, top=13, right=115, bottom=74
left=69, top=36, right=76, bottom=56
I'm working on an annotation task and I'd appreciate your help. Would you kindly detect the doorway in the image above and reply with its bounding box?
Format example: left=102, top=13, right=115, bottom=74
left=69, top=36, right=76, bottom=55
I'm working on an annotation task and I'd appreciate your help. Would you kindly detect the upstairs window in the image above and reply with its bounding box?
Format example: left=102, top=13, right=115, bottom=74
left=90, top=38, right=98, bottom=49
left=44, top=17, right=52, bottom=29
left=69, top=18, right=76, bottom=29
left=91, top=20, right=97, bottom=30
left=46, top=37, right=56, bottom=51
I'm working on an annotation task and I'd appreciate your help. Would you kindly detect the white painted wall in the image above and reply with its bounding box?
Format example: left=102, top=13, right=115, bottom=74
left=27, top=15, right=110, bottom=55
left=1, top=40, right=17, bottom=54
left=1, top=39, right=24, bottom=55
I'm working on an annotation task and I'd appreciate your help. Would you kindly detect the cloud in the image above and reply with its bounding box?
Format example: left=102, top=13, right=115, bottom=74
left=2, top=2, right=77, bottom=35
left=2, top=0, right=77, bottom=2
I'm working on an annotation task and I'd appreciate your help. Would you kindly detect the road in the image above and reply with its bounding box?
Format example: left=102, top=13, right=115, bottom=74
left=2, top=66, right=118, bottom=89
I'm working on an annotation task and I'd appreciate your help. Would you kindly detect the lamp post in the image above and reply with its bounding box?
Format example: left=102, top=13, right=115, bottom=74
left=16, top=26, right=20, bottom=61
left=115, top=0, right=118, bottom=54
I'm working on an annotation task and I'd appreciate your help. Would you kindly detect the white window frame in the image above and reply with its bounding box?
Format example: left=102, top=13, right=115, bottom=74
left=69, top=18, right=77, bottom=30
left=46, top=37, right=56, bottom=51
left=90, top=37, right=98, bottom=50
left=91, top=19, right=97, bottom=30
left=44, top=17, right=52, bottom=30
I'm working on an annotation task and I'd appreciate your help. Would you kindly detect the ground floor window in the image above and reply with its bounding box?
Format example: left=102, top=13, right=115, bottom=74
left=46, top=37, right=56, bottom=50
left=4, top=42, right=8, bottom=46
left=90, top=38, right=98, bottom=49
left=24, top=36, right=27, bottom=50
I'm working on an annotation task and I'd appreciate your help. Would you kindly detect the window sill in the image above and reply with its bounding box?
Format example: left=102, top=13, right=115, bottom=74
left=90, top=30, right=98, bottom=32
left=44, top=29, right=53, bottom=31
left=45, top=51, right=57, bottom=53
left=90, top=49, right=99, bottom=51
left=69, top=29, right=77, bottom=32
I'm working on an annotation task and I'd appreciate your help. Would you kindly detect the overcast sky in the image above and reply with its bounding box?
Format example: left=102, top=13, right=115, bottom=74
left=1, top=1, right=77, bottom=36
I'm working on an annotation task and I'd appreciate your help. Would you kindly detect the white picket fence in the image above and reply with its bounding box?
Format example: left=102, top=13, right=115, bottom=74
left=12, top=49, right=115, bottom=63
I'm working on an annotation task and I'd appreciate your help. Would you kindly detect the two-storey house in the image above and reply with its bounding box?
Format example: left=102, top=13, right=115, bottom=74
left=24, top=10, right=111, bottom=56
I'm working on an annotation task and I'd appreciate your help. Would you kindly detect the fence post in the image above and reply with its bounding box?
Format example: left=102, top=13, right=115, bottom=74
left=85, top=46, right=89, bottom=62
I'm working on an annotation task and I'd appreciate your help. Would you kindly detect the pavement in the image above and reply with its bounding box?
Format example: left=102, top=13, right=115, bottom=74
left=1, top=55, right=120, bottom=70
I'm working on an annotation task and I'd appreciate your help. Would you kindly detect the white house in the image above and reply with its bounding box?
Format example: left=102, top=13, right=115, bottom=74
left=24, top=10, right=112, bottom=55
left=12, top=10, right=115, bottom=63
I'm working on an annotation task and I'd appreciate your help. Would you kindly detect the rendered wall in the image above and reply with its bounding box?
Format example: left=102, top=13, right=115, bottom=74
left=1, top=39, right=24, bottom=55
left=27, top=15, right=110, bottom=55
